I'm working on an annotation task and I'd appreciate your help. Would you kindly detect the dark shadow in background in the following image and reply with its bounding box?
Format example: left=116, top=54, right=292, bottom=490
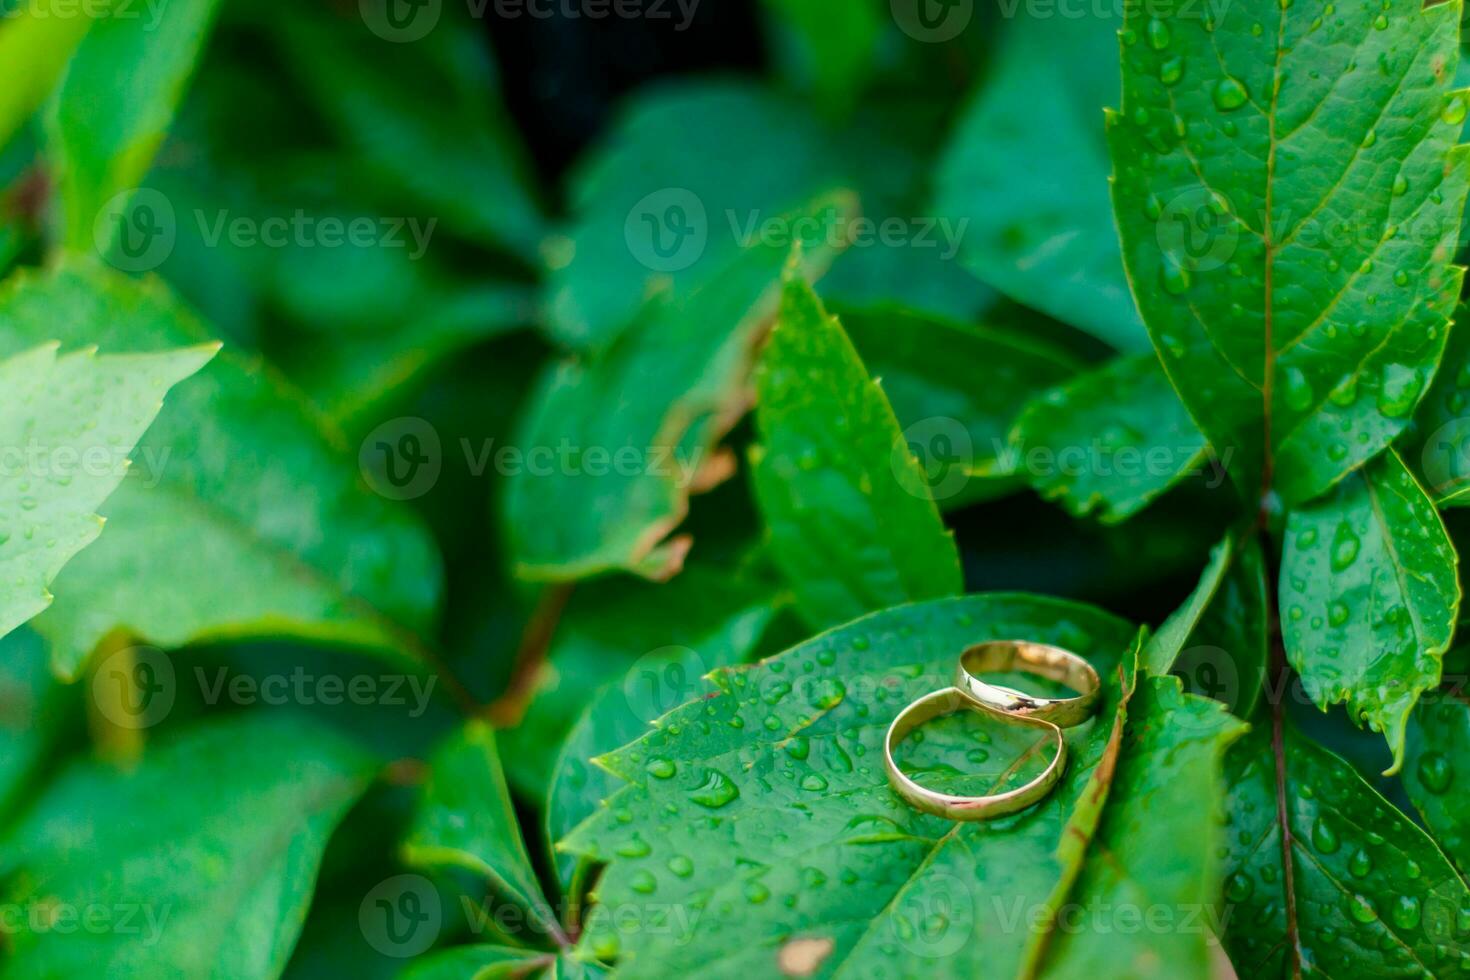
left=482, top=0, right=767, bottom=179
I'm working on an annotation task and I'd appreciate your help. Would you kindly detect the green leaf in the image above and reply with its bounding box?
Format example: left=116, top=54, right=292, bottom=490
left=545, top=647, right=713, bottom=909
left=0, top=260, right=443, bottom=677
left=1403, top=657, right=1470, bottom=875
left=504, top=194, right=852, bottom=582
left=1032, top=677, right=1247, bottom=979
left=758, top=0, right=882, bottom=114
left=546, top=82, right=920, bottom=349
left=503, top=561, right=780, bottom=800
left=1010, top=352, right=1209, bottom=523
left=1402, top=304, right=1470, bottom=504
left=276, top=280, right=537, bottom=433
left=1109, top=0, right=1470, bottom=505
left=0, top=2, right=95, bottom=152
left=403, top=721, right=565, bottom=946
left=48, top=0, right=224, bottom=252
left=269, top=6, right=543, bottom=257
left=838, top=304, right=1081, bottom=507
left=1144, top=531, right=1269, bottom=718
left=0, top=712, right=375, bottom=978
left=751, top=278, right=962, bottom=629
left=560, top=594, right=1143, bottom=976
left=0, top=339, right=215, bottom=640
left=1222, top=720, right=1470, bottom=978
left=935, top=7, right=1147, bottom=351
left=398, top=945, right=557, bottom=980
left=817, top=247, right=995, bottom=324
left=0, top=628, right=73, bottom=818
left=1281, top=449, right=1459, bottom=767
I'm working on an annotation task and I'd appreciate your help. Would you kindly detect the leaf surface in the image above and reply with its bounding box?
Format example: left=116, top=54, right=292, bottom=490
left=270, top=5, right=543, bottom=257
left=560, top=594, right=1143, bottom=978
left=0, top=339, right=214, bottom=640
left=1011, top=352, right=1208, bottom=523
left=504, top=195, right=851, bottom=582
left=504, top=561, right=780, bottom=799
left=1110, top=0, right=1469, bottom=504
left=839, top=304, right=1080, bottom=507
left=1281, top=450, right=1459, bottom=766
left=0, top=261, right=443, bottom=677
left=751, top=278, right=961, bottom=629
left=1033, top=678, right=1246, bottom=979
left=0, top=2, right=94, bottom=151
left=403, top=721, right=565, bottom=945
left=1402, top=651, right=1470, bottom=876
left=935, top=6, right=1146, bottom=351
left=0, top=712, right=374, bottom=979
left=398, top=945, right=557, bottom=980
left=1144, top=531, right=1269, bottom=718
left=48, top=0, right=224, bottom=252
left=1222, top=721, right=1470, bottom=978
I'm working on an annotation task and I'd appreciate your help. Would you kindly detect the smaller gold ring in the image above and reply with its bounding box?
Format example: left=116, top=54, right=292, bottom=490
left=883, top=687, right=1066, bottom=821
left=954, top=640, right=1100, bottom=729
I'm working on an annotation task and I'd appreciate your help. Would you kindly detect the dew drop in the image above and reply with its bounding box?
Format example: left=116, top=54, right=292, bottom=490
left=689, top=768, right=739, bottom=808
left=667, top=855, right=694, bottom=877
left=1392, top=895, right=1422, bottom=930
left=1417, top=750, right=1453, bottom=793
left=1330, top=523, right=1360, bottom=571
left=646, top=757, right=677, bottom=779
left=1445, top=95, right=1468, bottom=127
left=630, top=870, right=657, bottom=894
left=1145, top=17, right=1170, bottom=49
left=1282, top=367, right=1314, bottom=412
left=1213, top=77, right=1249, bottom=111
left=1312, top=817, right=1341, bottom=854
left=1161, top=257, right=1192, bottom=295
left=1348, top=848, right=1373, bottom=878
left=1160, top=57, right=1185, bottom=86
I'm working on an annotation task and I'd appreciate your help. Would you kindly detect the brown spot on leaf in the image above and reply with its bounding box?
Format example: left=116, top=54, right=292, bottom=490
left=778, top=936, right=834, bottom=977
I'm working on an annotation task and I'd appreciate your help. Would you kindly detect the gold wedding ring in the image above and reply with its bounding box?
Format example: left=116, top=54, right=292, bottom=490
left=883, top=688, right=1066, bottom=820
left=884, top=640, right=1101, bottom=822
left=954, top=640, right=1101, bottom=729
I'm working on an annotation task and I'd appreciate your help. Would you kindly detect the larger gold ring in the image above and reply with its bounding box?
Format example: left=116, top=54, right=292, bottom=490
left=954, top=640, right=1100, bottom=729
left=883, top=687, right=1066, bottom=821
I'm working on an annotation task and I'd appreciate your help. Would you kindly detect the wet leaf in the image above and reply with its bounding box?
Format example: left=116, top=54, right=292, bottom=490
left=1110, top=0, right=1469, bottom=504
left=0, top=260, right=442, bottom=678
left=1222, top=720, right=1470, bottom=978
left=0, top=712, right=374, bottom=978
left=560, top=594, right=1145, bottom=977
left=751, top=277, right=961, bottom=629
left=1011, top=353, right=1208, bottom=524
left=1281, top=450, right=1459, bottom=767
left=504, top=194, right=851, bottom=582
left=0, top=337, right=214, bottom=641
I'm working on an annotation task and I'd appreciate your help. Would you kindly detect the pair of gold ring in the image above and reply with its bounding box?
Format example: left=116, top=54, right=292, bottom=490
left=883, top=640, right=1102, bottom=821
